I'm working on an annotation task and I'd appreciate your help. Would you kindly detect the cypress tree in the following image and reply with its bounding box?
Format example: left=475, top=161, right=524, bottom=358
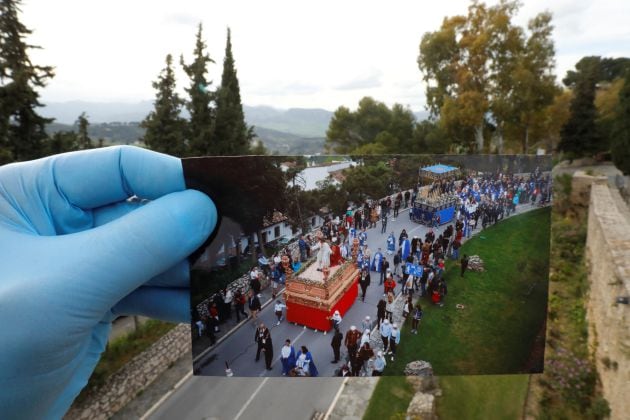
left=0, top=0, right=55, bottom=162
left=181, top=23, right=215, bottom=156
left=76, top=112, right=92, bottom=150
left=141, top=54, right=187, bottom=156
left=611, top=71, right=630, bottom=174
left=214, top=28, right=252, bottom=155
left=558, top=65, right=601, bottom=158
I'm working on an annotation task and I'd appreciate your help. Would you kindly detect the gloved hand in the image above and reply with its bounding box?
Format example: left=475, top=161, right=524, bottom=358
left=0, top=146, right=217, bottom=419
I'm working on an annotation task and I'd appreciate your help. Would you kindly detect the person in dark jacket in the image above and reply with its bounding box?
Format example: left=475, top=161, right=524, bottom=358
left=377, top=294, right=387, bottom=327
left=254, top=322, right=273, bottom=369
left=358, top=268, right=371, bottom=302
left=248, top=289, right=261, bottom=319
left=331, top=327, right=343, bottom=363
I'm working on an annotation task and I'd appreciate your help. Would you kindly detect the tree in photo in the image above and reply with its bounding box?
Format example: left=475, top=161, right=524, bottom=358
left=141, top=54, right=187, bottom=156
left=611, top=70, right=630, bottom=174
left=181, top=23, right=215, bottom=156
left=418, top=0, right=557, bottom=153
left=75, top=112, right=92, bottom=150
left=325, top=97, right=416, bottom=154
left=0, top=0, right=55, bottom=163
left=214, top=28, right=252, bottom=155
left=558, top=62, right=601, bottom=158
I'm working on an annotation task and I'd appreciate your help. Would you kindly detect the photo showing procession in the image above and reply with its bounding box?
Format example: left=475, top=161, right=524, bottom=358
left=185, top=154, right=552, bottom=377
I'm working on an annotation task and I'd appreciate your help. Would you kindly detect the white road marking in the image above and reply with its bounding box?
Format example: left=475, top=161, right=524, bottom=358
left=232, top=377, right=269, bottom=420
left=324, top=377, right=350, bottom=419
left=140, top=370, right=193, bottom=420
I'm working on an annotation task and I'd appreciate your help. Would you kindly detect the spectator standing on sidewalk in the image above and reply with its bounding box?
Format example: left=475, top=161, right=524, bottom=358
left=234, top=289, right=248, bottom=322
left=377, top=295, right=387, bottom=327
left=248, top=289, right=261, bottom=320
left=389, top=324, right=401, bottom=361
left=379, top=319, right=392, bottom=353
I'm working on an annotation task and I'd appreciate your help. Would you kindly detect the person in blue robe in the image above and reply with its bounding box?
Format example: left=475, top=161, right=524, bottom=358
left=280, top=340, right=296, bottom=376
left=349, top=227, right=357, bottom=239
left=359, top=229, right=367, bottom=247
left=387, top=233, right=395, bottom=255
left=295, top=346, right=318, bottom=377
left=371, top=249, right=384, bottom=272
left=401, top=238, right=411, bottom=261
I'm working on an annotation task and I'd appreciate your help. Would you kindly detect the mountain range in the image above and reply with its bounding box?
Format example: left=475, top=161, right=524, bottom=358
left=41, top=101, right=428, bottom=154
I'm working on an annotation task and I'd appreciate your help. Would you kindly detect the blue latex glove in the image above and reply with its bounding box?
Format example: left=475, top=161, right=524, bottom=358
left=0, top=146, right=217, bottom=419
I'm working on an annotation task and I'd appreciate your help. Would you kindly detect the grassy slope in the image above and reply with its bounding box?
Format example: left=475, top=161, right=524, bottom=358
left=363, top=377, right=415, bottom=420
left=385, top=207, right=551, bottom=375
left=437, top=375, right=529, bottom=419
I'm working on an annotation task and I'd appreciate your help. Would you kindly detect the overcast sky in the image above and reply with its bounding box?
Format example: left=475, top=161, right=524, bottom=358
left=20, top=0, right=630, bottom=112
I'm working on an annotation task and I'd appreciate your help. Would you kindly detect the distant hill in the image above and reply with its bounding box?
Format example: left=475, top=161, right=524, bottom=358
left=251, top=126, right=325, bottom=155
left=42, top=101, right=333, bottom=138
left=47, top=121, right=143, bottom=145
left=244, top=106, right=332, bottom=138
left=45, top=121, right=325, bottom=154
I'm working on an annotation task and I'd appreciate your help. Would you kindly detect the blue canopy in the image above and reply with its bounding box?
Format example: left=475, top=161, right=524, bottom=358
left=420, top=164, right=459, bottom=179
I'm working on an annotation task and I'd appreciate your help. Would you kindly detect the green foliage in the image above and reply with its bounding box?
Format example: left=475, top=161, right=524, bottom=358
left=418, top=0, right=557, bottom=153
left=75, top=112, right=92, bottom=150
left=437, top=375, right=530, bottom=420
left=611, top=70, right=630, bottom=174
left=325, top=97, right=419, bottom=154
left=558, top=62, right=603, bottom=158
left=0, top=0, right=55, bottom=162
left=75, top=320, right=175, bottom=404
left=213, top=28, right=252, bottom=155
left=141, top=54, right=187, bottom=156
left=181, top=23, right=215, bottom=156
left=536, top=208, right=609, bottom=420
left=563, top=56, right=630, bottom=88
left=384, top=208, right=551, bottom=375
left=46, top=130, right=77, bottom=155
left=363, top=376, right=414, bottom=420
left=342, top=161, right=393, bottom=203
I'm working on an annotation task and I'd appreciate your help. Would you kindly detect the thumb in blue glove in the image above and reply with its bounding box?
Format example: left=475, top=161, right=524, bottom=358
left=0, top=146, right=217, bottom=419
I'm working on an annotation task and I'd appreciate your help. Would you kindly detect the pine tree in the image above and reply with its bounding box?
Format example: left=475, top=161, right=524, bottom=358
left=558, top=64, right=601, bottom=158
left=0, top=0, right=54, bottom=162
left=141, top=54, right=187, bottom=156
left=611, top=71, right=630, bottom=174
left=76, top=112, right=92, bottom=150
left=181, top=24, right=215, bottom=156
left=214, top=28, right=252, bottom=155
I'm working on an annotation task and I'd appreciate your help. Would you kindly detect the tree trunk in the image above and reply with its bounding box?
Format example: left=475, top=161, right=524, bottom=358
left=474, top=124, right=484, bottom=152
left=524, top=125, right=530, bottom=154
left=496, top=125, right=504, bottom=154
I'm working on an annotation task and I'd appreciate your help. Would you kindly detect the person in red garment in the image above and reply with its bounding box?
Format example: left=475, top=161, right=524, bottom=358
left=330, top=238, right=343, bottom=266
left=383, top=273, right=396, bottom=294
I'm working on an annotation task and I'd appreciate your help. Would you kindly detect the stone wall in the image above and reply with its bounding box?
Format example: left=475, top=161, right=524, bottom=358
left=65, top=323, right=190, bottom=420
left=585, top=179, right=630, bottom=420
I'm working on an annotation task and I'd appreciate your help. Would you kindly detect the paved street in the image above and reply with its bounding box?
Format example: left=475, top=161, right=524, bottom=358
left=194, top=206, right=430, bottom=378
left=147, top=202, right=544, bottom=419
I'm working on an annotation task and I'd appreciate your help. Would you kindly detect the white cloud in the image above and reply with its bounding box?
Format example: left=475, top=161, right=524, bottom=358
left=18, top=0, right=630, bottom=112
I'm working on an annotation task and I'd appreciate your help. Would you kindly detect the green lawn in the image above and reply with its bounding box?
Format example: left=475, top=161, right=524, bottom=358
left=436, top=375, right=529, bottom=419
left=363, top=377, right=415, bottom=420
left=385, top=207, right=551, bottom=375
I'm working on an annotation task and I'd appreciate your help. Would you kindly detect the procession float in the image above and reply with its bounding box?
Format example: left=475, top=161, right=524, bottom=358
left=283, top=233, right=360, bottom=331
left=412, top=164, right=459, bottom=226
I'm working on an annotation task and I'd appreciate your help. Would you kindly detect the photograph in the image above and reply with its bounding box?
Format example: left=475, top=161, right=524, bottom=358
left=185, top=154, right=552, bottom=377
